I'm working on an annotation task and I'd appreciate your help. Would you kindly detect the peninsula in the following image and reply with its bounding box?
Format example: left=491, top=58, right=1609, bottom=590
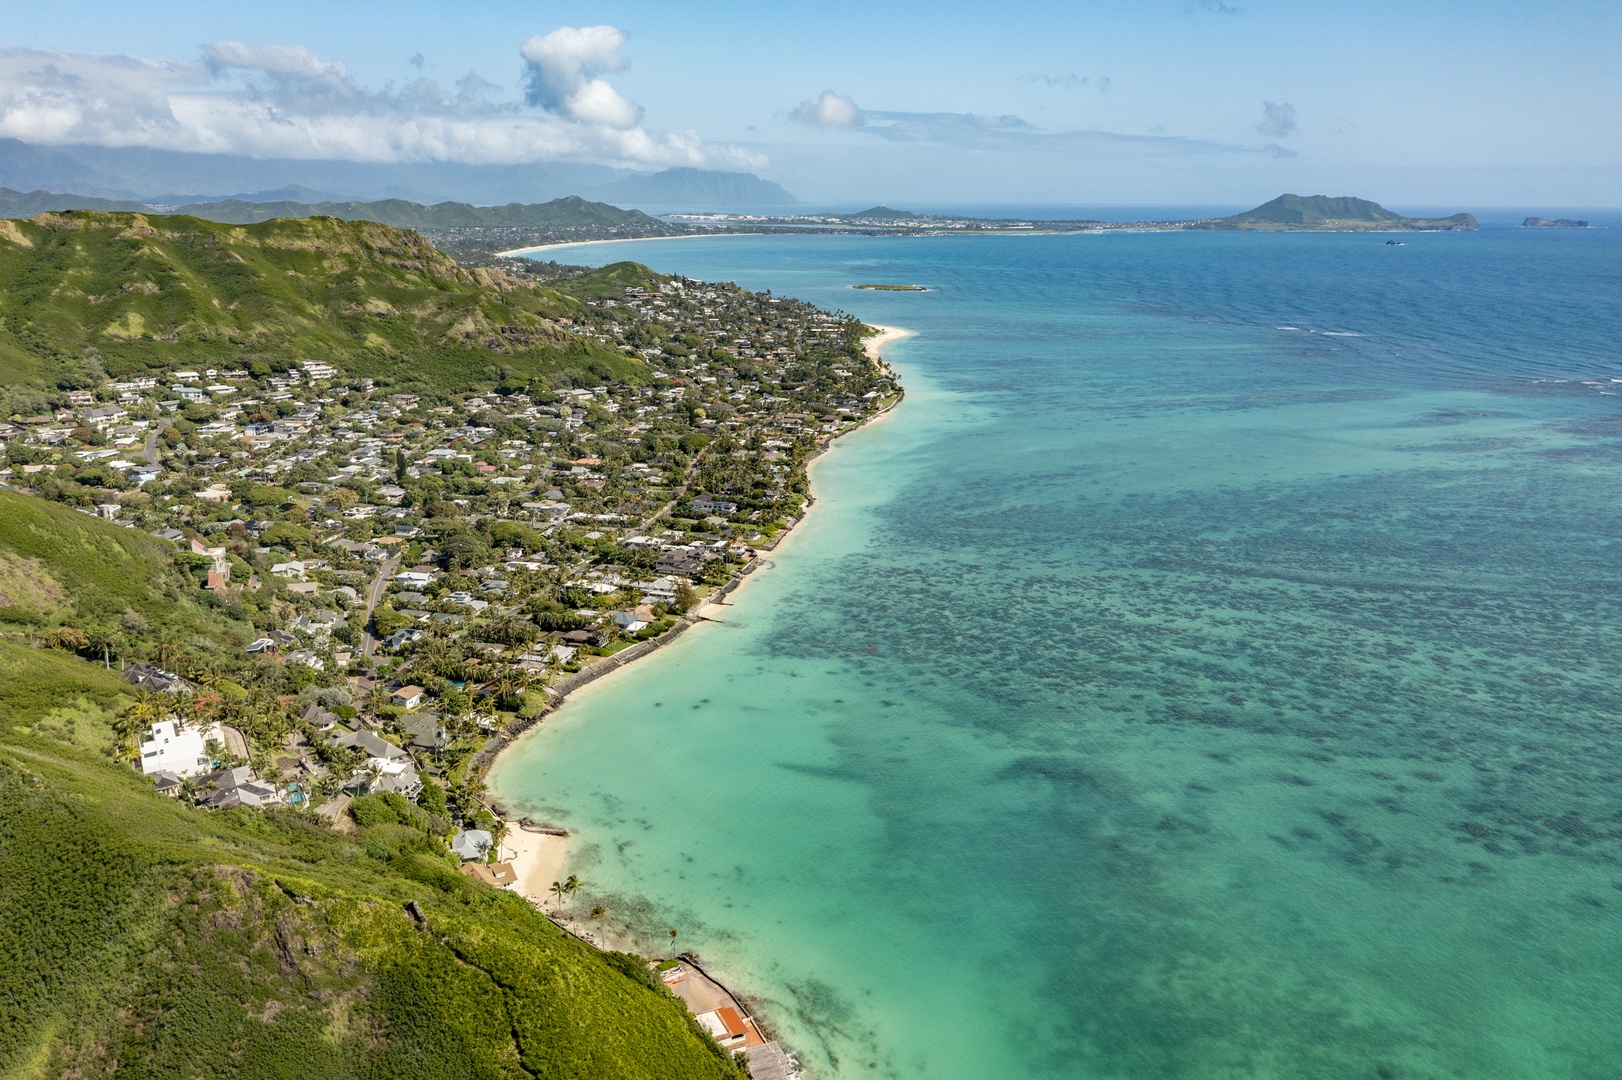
left=0, top=208, right=895, bottom=1076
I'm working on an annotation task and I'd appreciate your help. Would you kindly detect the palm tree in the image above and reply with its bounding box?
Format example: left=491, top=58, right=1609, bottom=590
left=548, top=880, right=566, bottom=910
left=590, top=905, right=606, bottom=921
left=563, top=874, right=581, bottom=912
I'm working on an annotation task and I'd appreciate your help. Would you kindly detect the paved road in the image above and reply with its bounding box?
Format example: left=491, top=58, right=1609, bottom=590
left=360, top=555, right=401, bottom=661
left=142, top=418, right=171, bottom=465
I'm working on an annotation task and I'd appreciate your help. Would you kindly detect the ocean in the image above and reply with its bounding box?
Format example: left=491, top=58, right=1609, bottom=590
left=491, top=225, right=1622, bottom=1079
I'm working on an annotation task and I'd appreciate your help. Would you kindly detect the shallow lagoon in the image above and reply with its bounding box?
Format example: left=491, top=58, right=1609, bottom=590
left=493, top=228, right=1622, bottom=1079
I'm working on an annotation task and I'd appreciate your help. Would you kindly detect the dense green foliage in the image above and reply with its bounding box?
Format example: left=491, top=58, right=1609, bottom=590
left=0, top=488, right=254, bottom=648
left=0, top=210, right=643, bottom=392
left=0, top=500, right=743, bottom=1079
left=1195, top=193, right=1478, bottom=231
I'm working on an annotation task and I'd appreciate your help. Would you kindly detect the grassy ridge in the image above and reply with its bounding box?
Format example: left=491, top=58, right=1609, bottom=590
left=176, top=194, right=663, bottom=230
left=0, top=210, right=643, bottom=391
left=0, top=496, right=743, bottom=1079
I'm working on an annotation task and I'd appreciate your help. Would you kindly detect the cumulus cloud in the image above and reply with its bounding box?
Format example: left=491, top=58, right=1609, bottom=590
left=520, top=26, right=640, bottom=129
left=0, top=34, right=756, bottom=169
left=792, top=90, right=861, bottom=128
left=1257, top=101, right=1297, bottom=139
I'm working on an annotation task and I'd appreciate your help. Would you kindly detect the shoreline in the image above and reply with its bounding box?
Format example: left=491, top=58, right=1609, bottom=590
left=479, top=322, right=911, bottom=781
left=487, top=322, right=911, bottom=919
left=495, top=230, right=770, bottom=259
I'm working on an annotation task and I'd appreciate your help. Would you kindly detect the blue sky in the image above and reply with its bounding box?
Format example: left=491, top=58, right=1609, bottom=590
left=2, top=0, right=1619, bottom=206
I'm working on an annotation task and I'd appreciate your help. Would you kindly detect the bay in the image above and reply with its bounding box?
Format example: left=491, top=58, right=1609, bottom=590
left=492, top=227, right=1622, bottom=1079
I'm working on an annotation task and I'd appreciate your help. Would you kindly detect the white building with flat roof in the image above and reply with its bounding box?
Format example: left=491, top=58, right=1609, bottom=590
left=138, top=719, right=222, bottom=778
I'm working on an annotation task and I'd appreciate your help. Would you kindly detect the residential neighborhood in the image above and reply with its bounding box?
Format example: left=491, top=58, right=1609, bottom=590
left=2, top=263, right=895, bottom=851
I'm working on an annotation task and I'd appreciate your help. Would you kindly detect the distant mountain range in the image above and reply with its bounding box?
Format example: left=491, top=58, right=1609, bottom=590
left=0, top=189, right=670, bottom=232
left=1196, top=194, right=1477, bottom=231
left=0, top=138, right=798, bottom=209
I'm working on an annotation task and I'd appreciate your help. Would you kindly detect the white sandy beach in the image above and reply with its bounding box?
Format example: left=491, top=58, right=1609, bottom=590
left=495, top=231, right=765, bottom=259
left=504, top=824, right=571, bottom=909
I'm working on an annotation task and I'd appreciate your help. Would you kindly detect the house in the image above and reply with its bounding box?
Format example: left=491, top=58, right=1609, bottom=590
left=122, top=662, right=190, bottom=694
left=82, top=405, right=128, bottom=426
left=395, top=570, right=435, bottom=588
left=139, top=719, right=222, bottom=778
left=611, top=610, right=649, bottom=634
left=330, top=729, right=411, bottom=763
left=194, top=766, right=281, bottom=809
left=450, top=830, right=493, bottom=862
left=271, top=560, right=307, bottom=580
left=358, top=757, right=422, bottom=798
left=641, top=577, right=678, bottom=603
left=696, top=1008, right=750, bottom=1049
left=245, top=637, right=279, bottom=656
left=460, top=862, right=518, bottom=888
left=399, top=713, right=444, bottom=753
left=390, top=685, right=426, bottom=710
left=283, top=649, right=325, bottom=671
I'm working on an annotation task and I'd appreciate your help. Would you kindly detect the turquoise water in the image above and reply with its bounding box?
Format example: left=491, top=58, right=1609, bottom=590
left=492, top=228, right=1622, bottom=1079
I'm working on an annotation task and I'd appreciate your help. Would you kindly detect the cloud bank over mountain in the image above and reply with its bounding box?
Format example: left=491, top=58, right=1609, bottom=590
left=0, top=30, right=760, bottom=170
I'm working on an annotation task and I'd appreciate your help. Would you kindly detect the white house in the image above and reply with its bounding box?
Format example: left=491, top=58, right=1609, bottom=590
left=139, top=719, right=222, bottom=778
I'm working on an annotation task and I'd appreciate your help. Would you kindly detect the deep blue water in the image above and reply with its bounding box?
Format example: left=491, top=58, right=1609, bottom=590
left=496, top=225, right=1622, bottom=1079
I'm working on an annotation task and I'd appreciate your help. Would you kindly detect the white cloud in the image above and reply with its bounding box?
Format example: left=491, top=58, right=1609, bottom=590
left=520, top=26, right=641, bottom=130
left=203, top=42, right=347, bottom=81
left=0, top=35, right=756, bottom=169
left=792, top=90, right=862, bottom=129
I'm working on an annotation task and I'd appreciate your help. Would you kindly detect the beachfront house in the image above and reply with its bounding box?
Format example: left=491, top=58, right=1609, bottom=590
left=450, top=829, right=494, bottom=862
left=460, top=862, right=519, bottom=888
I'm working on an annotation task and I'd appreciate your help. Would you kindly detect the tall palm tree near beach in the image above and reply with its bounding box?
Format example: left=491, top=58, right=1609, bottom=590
left=549, top=880, right=567, bottom=910
left=563, top=874, right=581, bottom=912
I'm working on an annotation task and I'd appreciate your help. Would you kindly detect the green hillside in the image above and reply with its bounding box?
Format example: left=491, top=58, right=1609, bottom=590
left=175, top=194, right=661, bottom=230
left=1196, top=193, right=1478, bottom=231
left=0, top=488, right=251, bottom=641
left=0, top=491, right=744, bottom=1079
left=0, top=210, right=642, bottom=393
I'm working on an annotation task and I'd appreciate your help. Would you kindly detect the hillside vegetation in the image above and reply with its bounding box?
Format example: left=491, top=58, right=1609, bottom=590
left=0, top=492, right=744, bottom=1080
left=169, top=194, right=664, bottom=230
left=0, top=209, right=643, bottom=393
left=1196, top=193, right=1478, bottom=231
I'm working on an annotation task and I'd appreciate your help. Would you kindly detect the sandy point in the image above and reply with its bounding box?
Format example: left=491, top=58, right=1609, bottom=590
left=863, top=324, right=914, bottom=363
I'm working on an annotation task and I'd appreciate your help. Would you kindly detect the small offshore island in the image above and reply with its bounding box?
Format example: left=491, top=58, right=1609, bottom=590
left=0, top=208, right=897, bottom=1077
